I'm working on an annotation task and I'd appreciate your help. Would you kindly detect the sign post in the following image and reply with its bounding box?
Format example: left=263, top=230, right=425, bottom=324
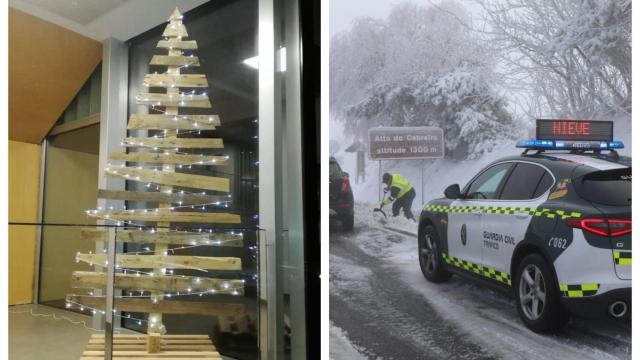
left=368, top=126, right=445, bottom=205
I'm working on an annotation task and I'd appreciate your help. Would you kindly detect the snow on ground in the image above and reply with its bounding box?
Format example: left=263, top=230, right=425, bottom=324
left=329, top=322, right=368, bottom=360
left=335, top=202, right=631, bottom=359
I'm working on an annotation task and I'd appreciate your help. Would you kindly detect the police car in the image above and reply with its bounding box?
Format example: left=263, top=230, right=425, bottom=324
left=418, top=119, right=631, bottom=332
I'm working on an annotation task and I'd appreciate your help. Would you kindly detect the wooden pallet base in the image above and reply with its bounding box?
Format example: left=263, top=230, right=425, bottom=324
left=81, top=334, right=222, bottom=359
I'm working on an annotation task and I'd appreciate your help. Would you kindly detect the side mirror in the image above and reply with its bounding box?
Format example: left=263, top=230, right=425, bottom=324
left=343, top=172, right=349, bottom=177
left=444, top=184, right=462, bottom=199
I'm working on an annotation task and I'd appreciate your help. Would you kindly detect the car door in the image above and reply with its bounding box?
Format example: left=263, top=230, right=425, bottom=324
left=481, top=162, right=554, bottom=275
left=447, top=162, right=513, bottom=266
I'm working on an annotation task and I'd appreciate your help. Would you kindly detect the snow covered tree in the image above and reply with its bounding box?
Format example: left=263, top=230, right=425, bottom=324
left=331, top=1, right=516, bottom=159
left=476, top=0, right=631, bottom=118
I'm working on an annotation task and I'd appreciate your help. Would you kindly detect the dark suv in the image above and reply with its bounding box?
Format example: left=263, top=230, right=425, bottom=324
left=329, top=156, right=354, bottom=231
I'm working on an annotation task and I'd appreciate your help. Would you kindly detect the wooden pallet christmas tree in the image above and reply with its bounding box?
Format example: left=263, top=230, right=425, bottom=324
left=66, top=8, right=245, bottom=358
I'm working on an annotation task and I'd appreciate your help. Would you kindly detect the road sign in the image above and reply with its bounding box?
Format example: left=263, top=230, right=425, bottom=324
left=368, top=126, right=444, bottom=160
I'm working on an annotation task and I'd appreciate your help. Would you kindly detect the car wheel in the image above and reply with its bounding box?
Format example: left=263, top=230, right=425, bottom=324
left=515, top=253, right=568, bottom=333
left=419, top=225, right=451, bottom=283
left=342, top=213, right=354, bottom=231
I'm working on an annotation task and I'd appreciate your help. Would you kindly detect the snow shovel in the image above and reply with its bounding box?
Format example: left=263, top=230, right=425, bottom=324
left=373, top=208, right=387, bottom=218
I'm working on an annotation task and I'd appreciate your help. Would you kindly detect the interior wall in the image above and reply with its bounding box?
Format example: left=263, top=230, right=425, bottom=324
left=9, top=7, right=102, bottom=144
left=8, top=140, right=41, bottom=305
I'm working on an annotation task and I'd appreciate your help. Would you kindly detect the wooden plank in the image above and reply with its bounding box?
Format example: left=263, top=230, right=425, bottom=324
left=82, top=350, right=220, bottom=358
left=71, top=271, right=245, bottom=293
left=150, top=55, right=199, bottom=67
left=88, top=210, right=241, bottom=224
left=163, top=23, right=188, bottom=37
left=157, top=40, right=197, bottom=50
left=80, top=228, right=244, bottom=247
left=92, top=335, right=212, bottom=339
left=48, top=113, right=100, bottom=136
left=109, top=152, right=227, bottom=165
left=147, top=333, right=161, bottom=353
left=135, top=93, right=210, bottom=108
left=89, top=339, right=213, bottom=345
left=143, top=74, right=207, bottom=88
left=121, top=137, right=223, bottom=149
left=85, top=344, right=214, bottom=351
left=128, top=114, right=220, bottom=130
left=81, top=357, right=221, bottom=360
left=67, top=295, right=245, bottom=316
left=104, top=167, right=229, bottom=192
left=88, top=339, right=215, bottom=348
left=76, top=253, right=242, bottom=270
left=96, top=190, right=231, bottom=206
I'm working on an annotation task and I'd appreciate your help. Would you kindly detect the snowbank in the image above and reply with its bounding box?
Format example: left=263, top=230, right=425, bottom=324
left=329, top=322, right=368, bottom=360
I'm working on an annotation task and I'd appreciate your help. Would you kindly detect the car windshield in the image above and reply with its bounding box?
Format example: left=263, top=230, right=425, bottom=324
left=330, top=162, right=342, bottom=177
left=574, top=167, right=631, bottom=206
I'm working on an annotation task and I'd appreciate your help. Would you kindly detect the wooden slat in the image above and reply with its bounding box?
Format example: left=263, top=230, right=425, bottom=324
left=85, top=344, right=214, bottom=351
left=67, top=295, right=245, bottom=316
left=89, top=340, right=213, bottom=345
left=128, top=114, right=220, bottom=130
left=80, top=228, right=244, bottom=247
left=76, top=253, right=242, bottom=270
left=109, top=152, right=227, bottom=165
left=157, top=40, right=197, bottom=50
left=81, top=356, right=221, bottom=359
left=150, top=55, right=199, bottom=67
left=135, top=93, right=210, bottom=108
left=96, top=189, right=230, bottom=206
left=121, top=137, right=223, bottom=149
left=88, top=210, right=241, bottom=224
left=92, top=335, right=212, bottom=339
left=163, top=23, right=188, bottom=37
left=143, top=74, right=207, bottom=88
left=82, top=350, right=219, bottom=358
left=104, top=167, right=229, bottom=192
left=71, top=271, right=245, bottom=293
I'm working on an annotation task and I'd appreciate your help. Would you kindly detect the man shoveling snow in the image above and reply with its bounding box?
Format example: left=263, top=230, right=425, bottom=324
left=375, top=173, right=416, bottom=222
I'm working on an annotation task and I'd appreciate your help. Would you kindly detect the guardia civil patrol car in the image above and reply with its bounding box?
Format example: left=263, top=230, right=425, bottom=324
left=418, top=119, right=631, bottom=332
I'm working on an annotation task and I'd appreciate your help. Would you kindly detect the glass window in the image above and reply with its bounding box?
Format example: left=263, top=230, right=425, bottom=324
left=500, top=163, right=547, bottom=200
left=465, top=163, right=511, bottom=199
left=533, top=171, right=554, bottom=198
left=574, top=168, right=631, bottom=206
left=125, top=3, right=259, bottom=359
left=39, top=125, right=100, bottom=307
left=329, top=161, right=342, bottom=177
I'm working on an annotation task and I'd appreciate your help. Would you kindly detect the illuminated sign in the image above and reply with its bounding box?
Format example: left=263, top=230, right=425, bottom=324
left=536, top=119, right=613, bottom=141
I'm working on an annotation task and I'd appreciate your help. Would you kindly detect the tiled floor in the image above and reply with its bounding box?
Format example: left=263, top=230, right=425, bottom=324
left=9, top=304, right=96, bottom=359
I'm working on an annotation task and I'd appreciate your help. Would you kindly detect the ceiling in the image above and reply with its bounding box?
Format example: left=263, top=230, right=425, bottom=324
left=9, top=0, right=209, bottom=41
left=9, top=8, right=102, bottom=143
left=16, top=0, right=127, bottom=25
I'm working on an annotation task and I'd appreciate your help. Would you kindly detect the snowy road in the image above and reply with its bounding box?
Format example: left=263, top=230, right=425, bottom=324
left=329, top=203, right=631, bottom=360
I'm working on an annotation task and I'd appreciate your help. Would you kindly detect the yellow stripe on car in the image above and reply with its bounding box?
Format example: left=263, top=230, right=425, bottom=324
left=423, top=204, right=581, bottom=220
left=441, top=252, right=511, bottom=286
left=559, top=283, right=599, bottom=297
left=613, top=251, right=632, bottom=266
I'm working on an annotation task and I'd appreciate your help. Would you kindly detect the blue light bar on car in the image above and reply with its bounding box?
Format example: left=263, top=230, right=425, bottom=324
left=516, top=139, right=624, bottom=150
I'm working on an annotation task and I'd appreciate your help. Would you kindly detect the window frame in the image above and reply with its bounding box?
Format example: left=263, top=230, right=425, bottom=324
left=462, top=162, right=514, bottom=200
left=499, top=162, right=552, bottom=201
left=462, top=160, right=556, bottom=202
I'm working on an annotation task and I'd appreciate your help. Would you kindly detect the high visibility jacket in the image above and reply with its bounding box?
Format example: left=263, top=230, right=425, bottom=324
left=383, top=174, right=413, bottom=205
